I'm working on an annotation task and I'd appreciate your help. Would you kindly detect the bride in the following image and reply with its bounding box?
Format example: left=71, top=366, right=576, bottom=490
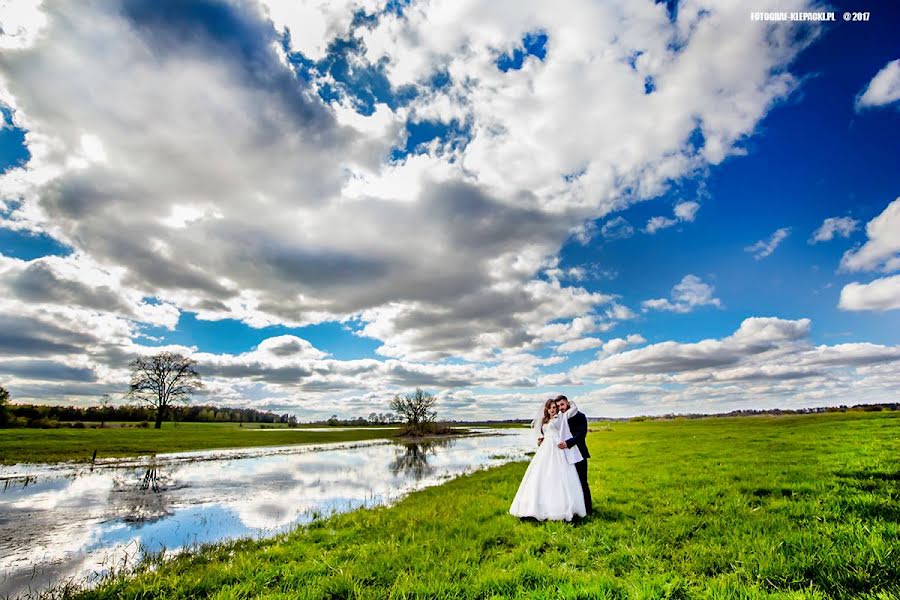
left=509, top=398, right=587, bottom=521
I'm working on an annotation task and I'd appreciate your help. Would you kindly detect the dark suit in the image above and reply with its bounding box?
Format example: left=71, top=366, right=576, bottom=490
left=565, top=411, right=592, bottom=514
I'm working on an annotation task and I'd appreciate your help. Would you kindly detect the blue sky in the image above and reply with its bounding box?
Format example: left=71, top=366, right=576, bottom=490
left=0, top=0, right=898, bottom=420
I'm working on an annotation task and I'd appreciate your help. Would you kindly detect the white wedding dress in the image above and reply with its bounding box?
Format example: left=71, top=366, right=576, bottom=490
left=509, top=413, right=586, bottom=521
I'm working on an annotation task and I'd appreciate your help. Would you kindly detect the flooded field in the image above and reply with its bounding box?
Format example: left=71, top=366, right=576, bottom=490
left=0, top=429, right=532, bottom=598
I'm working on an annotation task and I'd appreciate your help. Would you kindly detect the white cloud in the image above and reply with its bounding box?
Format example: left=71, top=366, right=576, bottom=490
left=0, top=253, right=179, bottom=329
left=0, top=0, right=47, bottom=50
left=556, top=337, right=603, bottom=354
left=840, top=197, right=900, bottom=273
left=601, top=334, right=646, bottom=355
left=673, top=200, right=699, bottom=222
left=260, top=0, right=380, bottom=61
left=0, top=0, right=840, bottom=416
left=569, top=220, right=597, bottom=245
left=855, top=59, right=900, bottom=110
left=838, top=274, right=900, bottom=312
left=809, top=216, right=859, bottom=244
left=574, top=317, right=809, bottom=379
left=644, top=215, right=677, bottom=234
left=600, top=216, right=634, bottom=240
left=563, top=316, right=900, bottom=417
left=0, top=1, right=816, bottom=356
left=745, top=227, right=791, bottom=260
left=645, top=200, right=700, bottom=233
left=642, top=274, right=721, bottom=313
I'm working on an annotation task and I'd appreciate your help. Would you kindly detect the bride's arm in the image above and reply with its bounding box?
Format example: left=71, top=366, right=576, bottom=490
left=562, top=401, right=579, bottom=417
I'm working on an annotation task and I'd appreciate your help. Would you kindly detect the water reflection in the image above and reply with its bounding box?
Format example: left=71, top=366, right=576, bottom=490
left=0, top=429, right=532, bottom=599
left=389, top=439, right=454, bottom=480
left=110, top=465, right=178, bottom=524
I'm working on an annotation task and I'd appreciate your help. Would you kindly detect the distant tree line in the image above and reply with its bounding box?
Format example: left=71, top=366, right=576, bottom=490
left=318, top=412, right=401, bottom=426
left=617, top=403, right=900, bottom=422
left=2, top=401, right=298, bottom=429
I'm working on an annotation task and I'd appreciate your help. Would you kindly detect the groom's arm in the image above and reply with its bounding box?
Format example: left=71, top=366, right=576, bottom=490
left=565, top=414, right=588, bottom=449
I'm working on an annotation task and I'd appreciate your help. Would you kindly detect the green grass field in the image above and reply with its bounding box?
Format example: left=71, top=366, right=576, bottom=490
left=70, top=411, right=899, bottom=599
left=0, top=422, right=409, bottom=465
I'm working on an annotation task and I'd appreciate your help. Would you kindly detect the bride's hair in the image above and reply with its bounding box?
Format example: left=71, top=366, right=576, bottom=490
left=542, top=398, right=557, bottom=424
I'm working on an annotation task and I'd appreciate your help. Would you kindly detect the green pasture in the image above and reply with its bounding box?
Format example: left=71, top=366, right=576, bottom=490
left=0, top=421, right=410, bottom=465
left=72, top=411, right=899, bottom=599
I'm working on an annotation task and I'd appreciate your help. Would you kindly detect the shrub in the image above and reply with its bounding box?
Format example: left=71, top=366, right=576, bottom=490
left=398, top=421, right=453, bottom=437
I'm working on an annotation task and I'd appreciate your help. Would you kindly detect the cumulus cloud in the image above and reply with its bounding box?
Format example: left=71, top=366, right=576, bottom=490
left=0, top=0, right=838, bottom=416
left=855, top=59, right=900, bottom=110
left=644, top=215, right=677, bottom=234
left=0, top=0, right=816, bottom=352
left=0, top=358, right=96, bottom=382
left=600, top=216, right=634, bottom=240
left=574, top=317, right=810, bottom=379
left=809, top=216, right=859, bottom=244
left=642, top=274, right=721, bottom=313
left=674, top=201, right=700, bottom=222
left=563, top=316, right=900, bottom=417
left=556, top=337, right=603, bottom=354
left=840, top=197, right=900, bottom=273
left=745, top=227, right=791, bottom=260
left=0, top=0, right=47, bottom=51
left=569, top=220, right=597, bottom=245
left=260, top=0, right=379, bottom=61
left=838, top=274, right=900, bottom=312
left=837, top=198, right=900, bottom=312
left=645, top=200, right=700, bottom=233
left=0, top=253, right=180, bottom=328
left=601, top=334, right=646, bottom=355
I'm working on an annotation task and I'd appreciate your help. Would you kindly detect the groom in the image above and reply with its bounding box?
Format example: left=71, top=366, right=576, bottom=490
left=555, top=395, right=592, bottom=515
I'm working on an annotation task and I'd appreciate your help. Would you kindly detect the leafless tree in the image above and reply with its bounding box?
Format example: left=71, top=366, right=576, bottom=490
left=389, top=388, right=437, bottom=429
left=0, top=385, right=9, bottom=426
left=99, top=393, right=112, bottom=428
left=128, top=352, right=203, bottom=429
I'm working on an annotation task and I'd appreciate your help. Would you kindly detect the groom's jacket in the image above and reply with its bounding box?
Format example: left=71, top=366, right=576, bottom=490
left=565, top=412, right=590, bottom=460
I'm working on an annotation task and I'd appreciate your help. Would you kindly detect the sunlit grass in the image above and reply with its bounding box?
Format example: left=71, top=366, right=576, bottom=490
left=71, top=411, right=899, bottom=599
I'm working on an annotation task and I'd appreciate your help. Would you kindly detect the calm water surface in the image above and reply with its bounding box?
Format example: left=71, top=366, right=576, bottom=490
left=0, top=429, right=532, bottom=598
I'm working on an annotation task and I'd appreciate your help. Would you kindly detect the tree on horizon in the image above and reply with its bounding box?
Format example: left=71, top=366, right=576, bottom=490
left=0, top=385, right=9, bottom=426
left=390, top=388, right=438, bottom=435
left=128, top=352, right=203, bottom=429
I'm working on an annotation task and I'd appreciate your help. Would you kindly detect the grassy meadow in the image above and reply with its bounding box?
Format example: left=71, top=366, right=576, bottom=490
left=0, top=421, right=408, bottom=465
left=71, top=411, right=899, bottom=599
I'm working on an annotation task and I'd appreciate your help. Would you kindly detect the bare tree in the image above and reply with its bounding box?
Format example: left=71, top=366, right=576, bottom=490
left=0, top=385, right=9, bottom=427
left=128, top=352, right=203, bottom=429
left=99, top=393, right=112, bottom=428
left=389, top=388, right=437, bottom=430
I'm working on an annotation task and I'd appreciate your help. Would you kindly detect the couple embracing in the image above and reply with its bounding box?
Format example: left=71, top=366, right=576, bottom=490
left=509, top=395, right=592, bottom=521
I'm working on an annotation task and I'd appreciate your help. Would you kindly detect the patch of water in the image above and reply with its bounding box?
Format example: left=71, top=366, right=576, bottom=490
left=0, top=429, right=533, bottom=599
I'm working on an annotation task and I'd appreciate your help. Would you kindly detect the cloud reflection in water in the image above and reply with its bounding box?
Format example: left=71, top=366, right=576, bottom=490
left=0, top=429, right=531, bottom=598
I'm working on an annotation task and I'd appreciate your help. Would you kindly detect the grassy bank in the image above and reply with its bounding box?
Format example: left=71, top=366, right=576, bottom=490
left=76, top=411, right=899, bottom=599
left=0, top=422, right=412, bottom=465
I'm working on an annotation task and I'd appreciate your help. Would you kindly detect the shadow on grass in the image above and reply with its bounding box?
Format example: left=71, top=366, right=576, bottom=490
left=837, top=469, right=900, bottom=482
left=825, top=469, right=900, bottom=528
left=515, top=514, right=594, bottom=527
